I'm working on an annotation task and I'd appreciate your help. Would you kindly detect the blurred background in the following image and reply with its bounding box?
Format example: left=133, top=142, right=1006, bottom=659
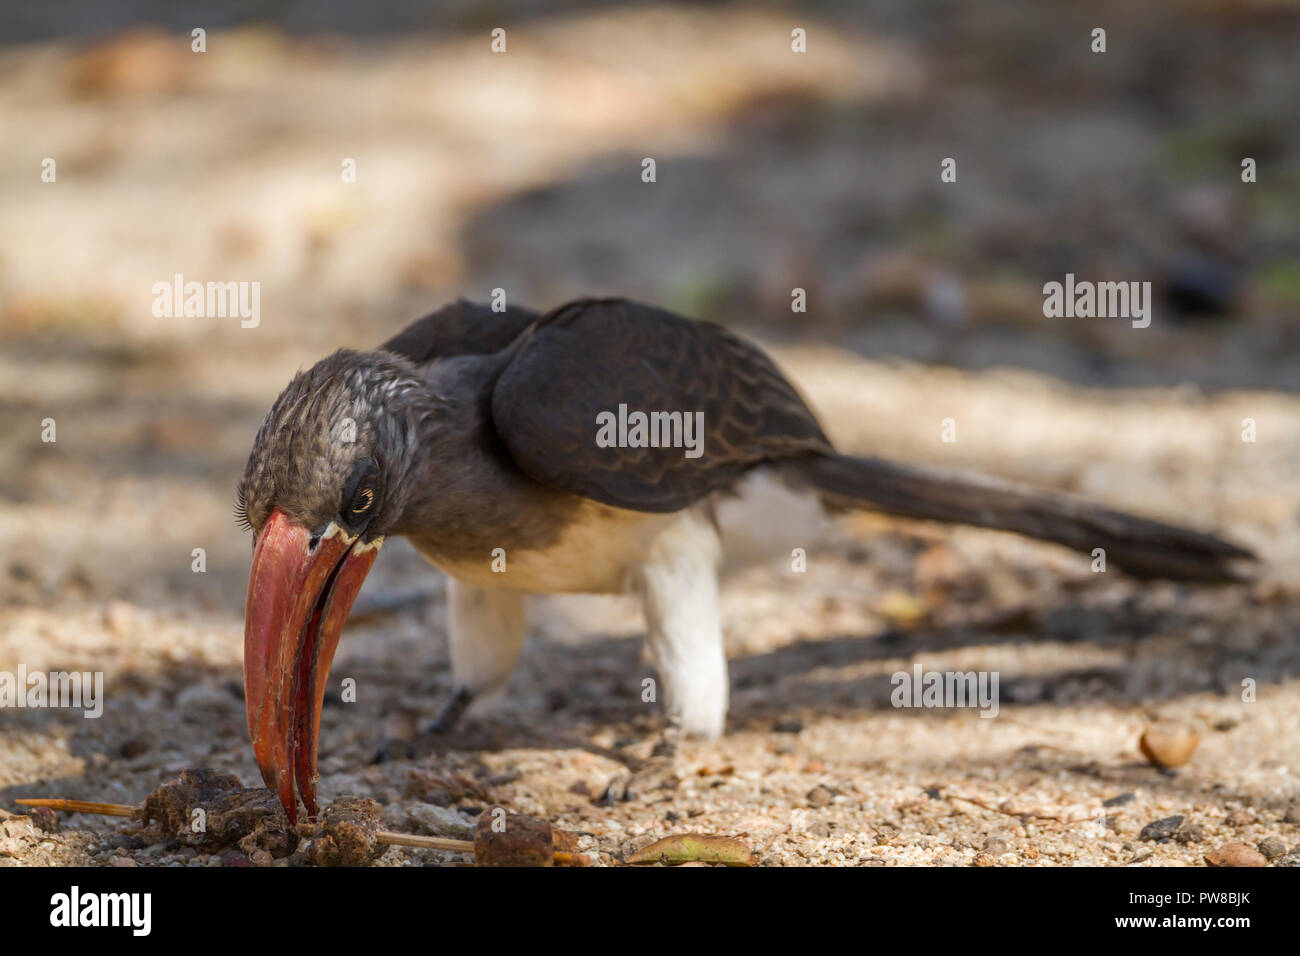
left=4, top=0, right=1300, bottom=606
left=1, top=2, right=1299, bottom=866
left=4, top=0, right=1299, bottom=607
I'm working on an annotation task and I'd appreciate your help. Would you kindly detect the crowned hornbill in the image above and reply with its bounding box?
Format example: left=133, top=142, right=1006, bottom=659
left=236, top=297, right=1254, bottom=821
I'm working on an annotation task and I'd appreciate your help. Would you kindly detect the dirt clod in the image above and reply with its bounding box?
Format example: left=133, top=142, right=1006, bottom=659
left=140, top=768, right=297, bottom=858
left=300, top=798, right=386, bottom=867
left=474, top=810, right=554, bottom=867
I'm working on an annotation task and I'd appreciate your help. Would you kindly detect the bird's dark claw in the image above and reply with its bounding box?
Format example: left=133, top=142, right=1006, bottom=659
left=650, top=721, right=681, bottom=759
left=369, top=739, right=415, bottom=765
left=425, top=687, right=473, bottom=735
left=601, top=722, right=682, bottom=803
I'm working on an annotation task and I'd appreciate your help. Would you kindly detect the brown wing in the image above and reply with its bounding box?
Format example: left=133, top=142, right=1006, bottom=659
left=379, top=299, right=541, bottom=365
left=490, top=298, right=833, bottom=512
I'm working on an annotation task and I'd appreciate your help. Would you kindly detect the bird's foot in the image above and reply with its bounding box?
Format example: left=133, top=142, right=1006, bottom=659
left=650, top=721, right=681, bottom=759
left=601, top=722, right=683, bottom=803
left=424, top=687, right=473, bottom=736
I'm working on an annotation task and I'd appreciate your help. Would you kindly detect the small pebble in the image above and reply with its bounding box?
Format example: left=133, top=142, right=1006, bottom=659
left=806, top=785, right=834, bottom=808
left=1283, top=803, right=1300, bottom=825
left=982, top=836, right=1009, bottom=855
left=409, top=803, right=474, bottom=840
left=1139, top=725, right=1199, bottom=770
left=1140, top=815, right=1184, bottom=842
left=1257, top=835, right=1287, bottom=859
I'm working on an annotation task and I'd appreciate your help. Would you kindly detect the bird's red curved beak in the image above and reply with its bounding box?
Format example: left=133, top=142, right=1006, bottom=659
left=243, top=508, right=381, bottom=823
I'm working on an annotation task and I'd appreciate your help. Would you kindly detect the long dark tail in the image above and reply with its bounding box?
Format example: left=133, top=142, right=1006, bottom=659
left=805, top=454, right=1255, bottom=582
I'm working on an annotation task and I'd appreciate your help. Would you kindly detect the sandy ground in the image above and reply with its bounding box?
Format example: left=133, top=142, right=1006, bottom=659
left=2, top=4, right=1299, bottom=866
left=3, top=349, right=1298, bottom=867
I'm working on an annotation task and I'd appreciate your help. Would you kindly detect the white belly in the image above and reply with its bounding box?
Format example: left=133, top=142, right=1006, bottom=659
left=412, top=466, right=831, bottom=594
left=414, top=500, right=676, bottom=594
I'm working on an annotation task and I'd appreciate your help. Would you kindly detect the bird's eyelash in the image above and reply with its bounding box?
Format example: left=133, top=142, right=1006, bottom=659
left=233, top=487, right=252, bottom=532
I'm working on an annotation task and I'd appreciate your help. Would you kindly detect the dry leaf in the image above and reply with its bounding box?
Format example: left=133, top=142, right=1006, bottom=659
left=627, top=833, right=756, bottom=867
left=1204, top=843, right=1267, bottom=867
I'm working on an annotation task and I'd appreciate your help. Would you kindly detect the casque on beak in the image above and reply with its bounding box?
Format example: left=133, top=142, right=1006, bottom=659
left=243, top=508, right=381, bottom=823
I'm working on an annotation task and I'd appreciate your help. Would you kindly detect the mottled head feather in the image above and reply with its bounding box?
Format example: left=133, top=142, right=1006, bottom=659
left=236, top=349, right=443, bottom=537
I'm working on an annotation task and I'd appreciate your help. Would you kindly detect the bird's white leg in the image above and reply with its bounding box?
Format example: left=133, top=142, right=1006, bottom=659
left=632, top=510, right=728, bottom=740
left=430, top=577, right=527, bottom=732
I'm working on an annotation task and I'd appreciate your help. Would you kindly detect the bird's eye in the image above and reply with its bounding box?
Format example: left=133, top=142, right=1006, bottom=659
left=340, top=457, right=381, bottom=530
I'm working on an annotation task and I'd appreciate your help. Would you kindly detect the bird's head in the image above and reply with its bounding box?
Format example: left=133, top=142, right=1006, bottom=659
left=236, top=349, right=437, bottom=822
